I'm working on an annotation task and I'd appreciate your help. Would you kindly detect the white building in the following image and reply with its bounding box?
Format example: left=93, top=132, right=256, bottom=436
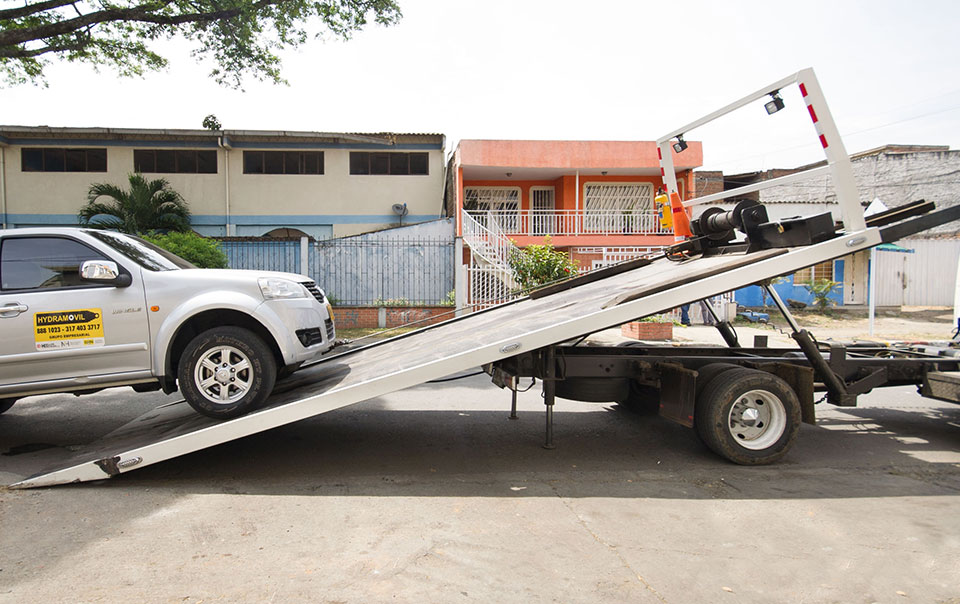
left=709, top=145, right=960, bottom=306
left=0, top=126, right=446, bottom=238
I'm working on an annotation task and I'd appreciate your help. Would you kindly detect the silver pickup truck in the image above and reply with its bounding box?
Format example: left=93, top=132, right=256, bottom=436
left=0, top=228, right=335, bottom=418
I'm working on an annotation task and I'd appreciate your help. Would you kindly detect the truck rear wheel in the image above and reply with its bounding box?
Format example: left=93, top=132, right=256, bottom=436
left=0, top=398, right=16, bottom=415
left=695, top=368, right=800, bottom=465
left=178, top=327, right=276, bottom=419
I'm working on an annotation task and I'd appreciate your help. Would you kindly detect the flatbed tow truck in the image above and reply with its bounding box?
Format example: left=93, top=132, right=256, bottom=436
left=8, top=68, right=960, bottom=487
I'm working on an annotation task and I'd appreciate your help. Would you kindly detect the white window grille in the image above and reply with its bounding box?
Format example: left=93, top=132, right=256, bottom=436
left=582, top=183, right=654, bottom=232
left=464, top=186, right=521, bottom=232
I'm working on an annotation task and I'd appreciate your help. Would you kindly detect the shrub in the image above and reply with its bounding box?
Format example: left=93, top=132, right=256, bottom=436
left=507, top=237, right=578, bottom=291
left=141, top=231, right=228, bottom=269
left=801, top=278, right=841, bottom=312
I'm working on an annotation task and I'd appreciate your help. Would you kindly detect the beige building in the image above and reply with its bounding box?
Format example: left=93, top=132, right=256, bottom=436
left=0, top=127, right=446, bottom=238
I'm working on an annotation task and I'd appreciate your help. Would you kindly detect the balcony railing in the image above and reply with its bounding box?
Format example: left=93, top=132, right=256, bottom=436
left=465, top=209, right=670, bottom=237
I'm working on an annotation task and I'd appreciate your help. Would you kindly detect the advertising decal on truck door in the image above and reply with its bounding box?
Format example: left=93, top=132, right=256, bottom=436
left=34, top=309, right=105, bottom=350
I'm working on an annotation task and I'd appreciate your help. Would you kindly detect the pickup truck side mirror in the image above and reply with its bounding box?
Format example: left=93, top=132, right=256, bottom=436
left=80, top=260, right=133, bottom=287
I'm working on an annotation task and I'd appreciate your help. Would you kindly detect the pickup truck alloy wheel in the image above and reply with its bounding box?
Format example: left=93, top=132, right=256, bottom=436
left=179, top=327, right=276, bottom=419
left=195, top=345, right=255, bottom=404
left=695, top=368, right=800, bottom=465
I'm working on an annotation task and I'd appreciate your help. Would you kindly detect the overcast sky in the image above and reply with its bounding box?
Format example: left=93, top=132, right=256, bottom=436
left=4, top=0, right=959, bottom=173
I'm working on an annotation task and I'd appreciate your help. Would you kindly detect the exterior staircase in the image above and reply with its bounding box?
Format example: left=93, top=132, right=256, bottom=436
left=461, top=211, right=520, bottom=306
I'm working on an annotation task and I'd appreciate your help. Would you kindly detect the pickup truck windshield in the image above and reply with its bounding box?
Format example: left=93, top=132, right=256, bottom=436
left=86, top=231, right=197, bottom=271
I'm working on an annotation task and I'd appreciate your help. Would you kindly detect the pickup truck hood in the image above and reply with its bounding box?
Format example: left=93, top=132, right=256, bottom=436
left=166, top=269, right=311, bottom=282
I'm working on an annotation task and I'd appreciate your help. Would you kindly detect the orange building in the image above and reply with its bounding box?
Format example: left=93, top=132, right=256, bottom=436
left=448, top=139, right=703, bottom=305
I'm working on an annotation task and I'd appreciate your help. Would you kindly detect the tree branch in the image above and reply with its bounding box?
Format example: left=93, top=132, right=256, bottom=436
left=0, top=0, right=80, bottom=20
left=0, top=0, right=288, bottom=48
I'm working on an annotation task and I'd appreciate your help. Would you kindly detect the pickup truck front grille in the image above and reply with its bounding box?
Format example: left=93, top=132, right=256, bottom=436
left=301, top=281, right=325, bottom=304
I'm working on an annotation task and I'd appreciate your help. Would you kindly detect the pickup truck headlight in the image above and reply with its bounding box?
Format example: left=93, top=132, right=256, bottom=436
left=259, top=278, right=307, bottom=300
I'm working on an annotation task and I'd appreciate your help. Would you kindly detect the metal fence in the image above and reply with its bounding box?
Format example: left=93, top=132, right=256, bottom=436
left=314, top=237, right=455, bottom=306
left=218, top=238, right=304, bottom=274
left=217, top=237, right=455, bottom=306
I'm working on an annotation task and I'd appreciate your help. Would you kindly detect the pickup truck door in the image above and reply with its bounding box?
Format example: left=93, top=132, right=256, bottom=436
left=0, top=235, right=152, bottom=391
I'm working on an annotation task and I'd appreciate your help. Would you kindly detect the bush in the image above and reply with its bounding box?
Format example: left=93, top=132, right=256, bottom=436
left=507, top=237, right=578, bottom=291
left=801, top=278, right=841, bottom=312
left=141, top=231, right=228, bottom=268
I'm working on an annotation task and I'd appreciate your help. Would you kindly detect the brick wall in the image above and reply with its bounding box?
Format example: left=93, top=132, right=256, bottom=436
left=333, top=306, right=455, bottom=329
left=621, top=321, right=673, bottom=341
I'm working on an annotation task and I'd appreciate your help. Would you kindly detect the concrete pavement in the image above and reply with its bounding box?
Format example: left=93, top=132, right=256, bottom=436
left=1, top=372, right=958, bottom=603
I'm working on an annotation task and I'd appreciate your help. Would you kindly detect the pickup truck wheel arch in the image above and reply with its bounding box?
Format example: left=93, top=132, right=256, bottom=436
left=166, top=309, right=283, bottom=382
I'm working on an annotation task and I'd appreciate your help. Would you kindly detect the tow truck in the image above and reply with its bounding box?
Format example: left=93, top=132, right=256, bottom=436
left=5, top=67, right=959, bottom=487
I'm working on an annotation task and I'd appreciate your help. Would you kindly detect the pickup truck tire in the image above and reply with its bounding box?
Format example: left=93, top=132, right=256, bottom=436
left=694, top=368, right=800, bottom=465
left=0, top=398, right=16, bottom=415
left=178, top=327, right=277, bottom=419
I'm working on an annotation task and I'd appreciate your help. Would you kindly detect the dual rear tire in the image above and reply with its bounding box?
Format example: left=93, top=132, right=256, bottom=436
left=694, top=366, right=801, bottom=465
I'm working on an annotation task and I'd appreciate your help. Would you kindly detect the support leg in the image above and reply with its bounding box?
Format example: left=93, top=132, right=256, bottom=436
left=543, top=346, right=556, bottom=450
left=509, top=387, right=519, bottom=420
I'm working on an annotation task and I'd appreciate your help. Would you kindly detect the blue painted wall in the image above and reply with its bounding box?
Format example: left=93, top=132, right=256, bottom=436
left=735, top=259, right=844, bottom=308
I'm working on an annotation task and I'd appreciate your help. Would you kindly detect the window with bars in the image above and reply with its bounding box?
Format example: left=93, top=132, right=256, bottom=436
left=464, top=186, right=521, bottom=232
left=349, top=152, right=429, bottom=175
left=582, top=183, right=653, bottom=212
left=134, top=149, right=217, bottom=174
left=243, top=151, right=323, bottom=175
left=582, top=183, right=654, bottom=232
left=793, top=260, right=834, bottom=284
left=21, top=148, right=107, bottom=172
left=463, top=187, right=520, bottom=212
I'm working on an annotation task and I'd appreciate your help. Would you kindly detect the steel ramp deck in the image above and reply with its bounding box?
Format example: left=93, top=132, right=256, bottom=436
left=11, top=229, right=881, bottom=487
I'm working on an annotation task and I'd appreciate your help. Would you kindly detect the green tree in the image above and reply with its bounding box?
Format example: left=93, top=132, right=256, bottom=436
left=141, top=231, right=228, bottom=268
left=80, top=172, right=192, bottom=234
left=507, top=237, right=579, bottom=291
left=0, top=0, right=402, bottom=87
left=202, top=114, right=222, bottom=130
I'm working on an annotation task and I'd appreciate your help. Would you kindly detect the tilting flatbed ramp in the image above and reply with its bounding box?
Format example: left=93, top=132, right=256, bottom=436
left=13, top=231, right=880, bottom=487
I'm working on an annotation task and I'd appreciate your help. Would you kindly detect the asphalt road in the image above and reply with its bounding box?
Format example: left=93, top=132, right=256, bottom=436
left=1, top=374, right=958, bottom=603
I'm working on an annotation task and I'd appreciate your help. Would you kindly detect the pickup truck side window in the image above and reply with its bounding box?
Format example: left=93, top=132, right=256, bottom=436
left=0, top=237, right=109, bottom=291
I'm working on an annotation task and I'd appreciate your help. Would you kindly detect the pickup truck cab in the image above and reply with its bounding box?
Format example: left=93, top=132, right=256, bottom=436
left=0, top=228, right=335, bottom=418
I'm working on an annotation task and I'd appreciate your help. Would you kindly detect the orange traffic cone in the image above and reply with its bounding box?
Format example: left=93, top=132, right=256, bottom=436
left=669, top=191, right=693, bottom=240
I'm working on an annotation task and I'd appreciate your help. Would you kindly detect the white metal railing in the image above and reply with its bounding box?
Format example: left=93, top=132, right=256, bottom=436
left=461, top=208, right=520, bottom=307
left=466, top=265, right=519, bottom=309
left=461, top=209, right=517, bottom=266
left=465, top=209, right=669, bottom=236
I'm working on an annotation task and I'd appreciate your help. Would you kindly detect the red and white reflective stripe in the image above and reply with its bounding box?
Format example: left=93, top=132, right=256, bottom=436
left=657, top=147, right=662, bottom=160
left=800, top=81, right=826, bottom=147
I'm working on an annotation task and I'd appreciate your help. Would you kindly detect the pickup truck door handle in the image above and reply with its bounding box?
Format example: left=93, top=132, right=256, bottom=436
left=0, top=302, right=29, bottom=318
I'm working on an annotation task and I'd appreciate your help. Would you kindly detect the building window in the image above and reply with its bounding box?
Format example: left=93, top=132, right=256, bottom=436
left=134, top=149, right=217, bottom=174
left=21, top=148, right=107, bottom=172
left=463, top=186, right=521, bottom=232
left=794, top=260, right=834, bottom=284
left=243, top=151, right=324, bottom=175
left=349, top=152, right=429, bottom=175
left=582, top=183, right=654, bottom=233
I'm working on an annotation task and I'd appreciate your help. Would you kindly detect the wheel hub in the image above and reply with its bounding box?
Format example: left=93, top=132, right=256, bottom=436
left=195, top=345, right=253, bottom=405
left=728, top=389, right=787, bottom=450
